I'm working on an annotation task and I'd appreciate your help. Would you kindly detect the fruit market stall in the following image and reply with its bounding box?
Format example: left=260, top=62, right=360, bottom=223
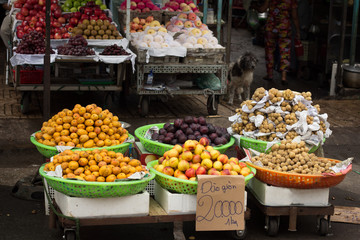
left=228, top=87, right=353, bottom=236
left=118, top=1, right=228, bottom=116
left=8, top=0, right=136, bottom=113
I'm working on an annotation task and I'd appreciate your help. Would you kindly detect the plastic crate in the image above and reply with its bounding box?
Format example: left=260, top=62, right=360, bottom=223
left=132, top=46, right=179, bottom=63
left=12, top=69, right=43, bottom=84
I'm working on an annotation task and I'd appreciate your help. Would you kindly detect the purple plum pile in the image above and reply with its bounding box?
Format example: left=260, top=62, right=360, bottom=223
left=15, top=31, right=54, bottom=54
left=100, top=44, right=130, bottom=55
left=151, top=116, right=230, bottom=146
left=57, top=35, right=95, bottom=56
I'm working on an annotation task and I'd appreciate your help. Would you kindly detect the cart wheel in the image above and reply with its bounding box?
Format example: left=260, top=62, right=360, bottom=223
left=140, top=96, right=149, bottom=117
left=267, top=217, right=279, bottom=237
left=21, top=92, right=31, bottom=114
left=207, top=95, right=219, bottom=115
left=319, top=218, right=329, bottom=236
left=232, top=225, right=247, bottom=239
left=64, top=230, right=76, bottom=240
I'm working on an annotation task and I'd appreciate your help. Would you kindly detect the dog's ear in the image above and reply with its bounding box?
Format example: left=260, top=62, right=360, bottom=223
left=229, top=62, right=235, bottom=71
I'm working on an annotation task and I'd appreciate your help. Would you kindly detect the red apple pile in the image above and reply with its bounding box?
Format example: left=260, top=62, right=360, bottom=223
left=152, top=138, right=252, bottom=181
left=120, top=0, right=161, bottom=13
left=57, top=35, right=95, bottom=56
left=14, top=0, right=69, bottom=39
left=15, top=31, right=55, bottom=54
left=128, top=16, right=155, bottom=33
left=162, top=0, right=200, bottom=13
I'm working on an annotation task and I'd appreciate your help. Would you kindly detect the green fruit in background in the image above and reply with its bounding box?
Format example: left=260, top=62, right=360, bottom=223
left=95, top=0, right=102, bottom=5
left=63, top=7, right=70, bottom=12
left=64, top=2, right=72, bottom=8
left=73, top=1, right=81, bottom=8
left=81, top=1, right=86, bottom=6
left=70, top=7, right=77, bottom=12
left=100, top=4, right=107, bottom=10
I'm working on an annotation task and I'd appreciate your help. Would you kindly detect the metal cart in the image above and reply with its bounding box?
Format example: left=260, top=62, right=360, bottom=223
left=135, top=63, right=228, bottom=117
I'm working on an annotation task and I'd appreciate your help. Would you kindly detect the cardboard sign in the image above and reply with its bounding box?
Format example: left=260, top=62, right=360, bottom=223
left=196, top=175, right=245, bottom=231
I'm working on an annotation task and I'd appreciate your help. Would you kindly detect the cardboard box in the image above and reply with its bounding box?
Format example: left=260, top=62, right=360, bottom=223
left=248, top=178, right=329, bottom=206
left=154, top=182, right=247, bottom=215
left=134, top=142, right=160, bottom=166
left=54, top=190, right=150, bottom=218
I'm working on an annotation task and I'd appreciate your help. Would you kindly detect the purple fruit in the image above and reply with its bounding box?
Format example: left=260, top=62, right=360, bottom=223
left=199, top=126, right=209, bottom=134
left=209, top=133, right=218, bottom=141
left=198, top=116, right=206, bottom=125
left=174, top=118, right=184, bottom=128
left=175, top=129, right=184, bottom=138
left=193, top=117, right=198, bottom=124
left=151, top=133, right=159, bottom=140
left=166, top=132, right=174, bottom=139
left=189, top=123, right=197, bottom=131
left=214, top=137, right=223, bottom=146
left=171, top=138, right=178, bottom=145
left=196, top=135, right=202, bottom=141
left=220, top=137, right=228, bottom=145
left=185, top=128, right=194, bottom=135
left=167, top=125, right=175, bottom=133
left=158, top=135, right=165, bottom=142
left=159, top=128, right=167, bottom=136
left=164, top=122, right=171, bottom=130
left=180, top=123, right=189, bottom=132
left=194, top=131, right=201, bottom=137
left=178, top=134, right=187, bottom=144
left=164, top=137, right=172, bottom=144
left=216, top=129, right=223, bottom=137
left=184, top=116, right=194, bottom=124
left=187, top=134, right=196, bottom=140
left=207, top=124, right=216, bottom=134
left=223, top=133, right=231, bottom=141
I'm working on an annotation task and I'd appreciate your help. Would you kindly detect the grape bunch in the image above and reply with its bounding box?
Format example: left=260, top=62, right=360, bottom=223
left=15, top=31, right=54, bottom=54
left=57, top=35, right=95, bottom=56
left=100, top=44, right=130, bottom=56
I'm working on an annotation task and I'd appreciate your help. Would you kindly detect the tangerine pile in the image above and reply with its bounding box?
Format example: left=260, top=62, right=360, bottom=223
left=44, top=149, right=147, bottom=182
left=35, top=104, right=128, bottom=148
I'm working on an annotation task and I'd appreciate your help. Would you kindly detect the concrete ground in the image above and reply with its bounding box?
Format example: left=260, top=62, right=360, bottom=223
left=0, top=28, right=359, bottom=240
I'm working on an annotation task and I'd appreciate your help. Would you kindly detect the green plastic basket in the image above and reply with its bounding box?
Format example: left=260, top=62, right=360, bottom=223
left=147, top=160, right=256, bottom=195
left=39, top=163, right=155, bottom=198
left=239, top=136, right=324, bottom=153
left=135, top=123, right=235, bottom=156
left=31, top=132, right=134, bottom=158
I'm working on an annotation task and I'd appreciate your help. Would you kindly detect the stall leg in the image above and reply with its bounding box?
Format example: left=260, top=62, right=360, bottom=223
left=20, top=92, right=31, bottom=114
left=288, top=206, right=297, bottom=231
left=173, top=221, right=186, bottom=240
left=139, top=96, right=150, bottom=117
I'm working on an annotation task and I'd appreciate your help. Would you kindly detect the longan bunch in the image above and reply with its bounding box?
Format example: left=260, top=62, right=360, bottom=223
left=281, top=101, right=292, bottom=112
left=235, top=108, right=243, bottom=114
left=241, top=112, right=250, bottom=125
left=251, top=140, right=336, bottom=175
left=35, top=104, right=129, bottom=148
left=283, top=89, right=295, bottom=101
left=276, top=122, right=287, bottom=133
left=43, top=149, right=147, bottom=182
left=231, top=122, right=244, bottom=134
left=291, top=102, right=307, bottom=112
left=319, top=121, right=327, bottom=133
left=252, top=87, right=266, bottom=102
left=268, top=113, right=283, bottom=125
left=259, top=119, right=275, bottom=133
left=314, top=104, right=321, bottom=113
left=284, top=113, right=298, bottom=125
left=285, top=130, right=298, bottom=140
left=244, top=122, right=256, bottom=132
left=241, top=100, right=256, bottom=110
left=307, top=116, right=314, bottom=124
left=256, top=133, right=277, bottom=141
left=263, top=101, right=271, bottom=109
left=268, top=88, right=283, bottom=103
left=301, top=91, right=312, bottom=101
left=249, top=110, right=264, bottom=119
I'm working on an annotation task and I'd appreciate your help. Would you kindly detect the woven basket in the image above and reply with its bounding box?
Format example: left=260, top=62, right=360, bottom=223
left=246, top=158, right=350, bottom=189
left=135, top=123, right=235, bottom=156
left=147, top=160, right=256, bottom=195
left=31, top=132, right=134, bottom=158
left=39, top=164, right=155, bottom=198
left=239, top=136, right=322, bottom=154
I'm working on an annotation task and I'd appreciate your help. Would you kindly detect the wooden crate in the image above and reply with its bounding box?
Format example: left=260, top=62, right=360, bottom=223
left=118, top=9, right=163, bottom=30
left=181, top=48, right=225, bottom=64
left=162, top=11, right=203, bottom=24
left=132, top=46, right=179, bottom=64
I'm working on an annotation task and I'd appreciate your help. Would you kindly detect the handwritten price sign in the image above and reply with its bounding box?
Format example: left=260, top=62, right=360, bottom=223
left=196, top=175, right=245, bottom=231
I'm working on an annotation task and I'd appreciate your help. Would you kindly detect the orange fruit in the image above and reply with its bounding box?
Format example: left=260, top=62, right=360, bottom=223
left=85, top=175, right=96, bottom=182
left=106, top=174, right=116, bottom=182
left=79, top=158, right=88, bottom=166
left=96, top=176, right=105, bottom=182
left=68, top=161, right=79, bottom=170
left=90, top=165, right=99, bottom=172
left=117, top=173, right=126, bottom=179
left=112, top=166, right=121, bottom=175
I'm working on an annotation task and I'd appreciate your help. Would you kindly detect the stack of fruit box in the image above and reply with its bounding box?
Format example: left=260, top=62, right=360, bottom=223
left=180, top=47, right=225, bottom=65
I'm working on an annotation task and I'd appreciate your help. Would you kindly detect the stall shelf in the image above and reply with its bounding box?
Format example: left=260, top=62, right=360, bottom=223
left=135, top=63, right=228, bottom=116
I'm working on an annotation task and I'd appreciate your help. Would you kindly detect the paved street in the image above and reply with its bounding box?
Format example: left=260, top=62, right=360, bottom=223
left=0, top=28, right=359, bottom=240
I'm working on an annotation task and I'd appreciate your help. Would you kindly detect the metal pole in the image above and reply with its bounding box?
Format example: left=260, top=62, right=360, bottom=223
left=203, top=0, right=208, bottom=24
left=43, top=0, right=51, bottom=120
left=350, top=0, right=359, bottom=66
left=226, top=0, right=233, bottom=63
left=126, top=0, right=130, bottom=39
left=217, top=0, right=223, bottom=41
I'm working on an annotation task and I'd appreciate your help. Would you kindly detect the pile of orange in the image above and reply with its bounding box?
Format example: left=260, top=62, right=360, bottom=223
left=35, top=104, right=128, bottom=148
left=44, top=149, right=147, bottom=182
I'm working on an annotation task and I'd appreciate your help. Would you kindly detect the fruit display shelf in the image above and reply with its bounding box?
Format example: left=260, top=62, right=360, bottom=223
left=39, top=163, right=155, bottom=198
left=135, top=123, right=235, bottom=157
left=31, top=132, right=134, bottom=158
left=147, top=160, right=256, bottom=195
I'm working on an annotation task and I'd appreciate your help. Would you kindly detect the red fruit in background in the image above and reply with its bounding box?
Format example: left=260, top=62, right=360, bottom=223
left=73, top=11, right=81, bottom=19
left=38, top=0, right=45, bottom=6
left=63, top=13, right=71, bottom=20
left=89, top=15, right=98, bottom=21
left=99, top=14, right=107, bottom=20
left=53, top=8, right=62, bottom=18
left=84, top=7, right=92, bottom=16
left=107, top=17, right=112, bottom=22
left=57, top=16, right=66, bottom=24
left=16, top=12, right=25, bottom=20
left=81, top=14, right=89, bottom=20
left=16, top=25, right=24, bottom=32
left=21, top=20, right=29, bottom=26
left=35, top=26, right=43, bottom=32
left=54, top=28, right=62, bottom=34
left=17, top=30, right=25, bottom=39
left=42, top=6, right=46, bottom=11
left=50, top=34, right=54, bottom=39
left=62, top=33, right=70, bottom=38
left=29, top=22, right=35, bottom=28
left=25, top=15, right=31, bottom=21
left=51, top=0, right=58, bottom=4
left=33, top=4, right=42, bottom=11
left=69, top=17, right=78, bottom=26
left=94, top=8, right=102, bottom=16
left=50, top=3, right=59, bottom=12
left=60, top=27, right=67, bottom=34
left=14, top=2, right=23, bottom=8
left=23, top=25, right=30, bottom=33
left=52, top=21, right=61, bottom=28
left=20, top=7, right=29, bottom=16
left=23, top=3, right=33, bottom=10
left=30, top=16, right=37, bottom=22
left=35, top=21, right=43, bottom=27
